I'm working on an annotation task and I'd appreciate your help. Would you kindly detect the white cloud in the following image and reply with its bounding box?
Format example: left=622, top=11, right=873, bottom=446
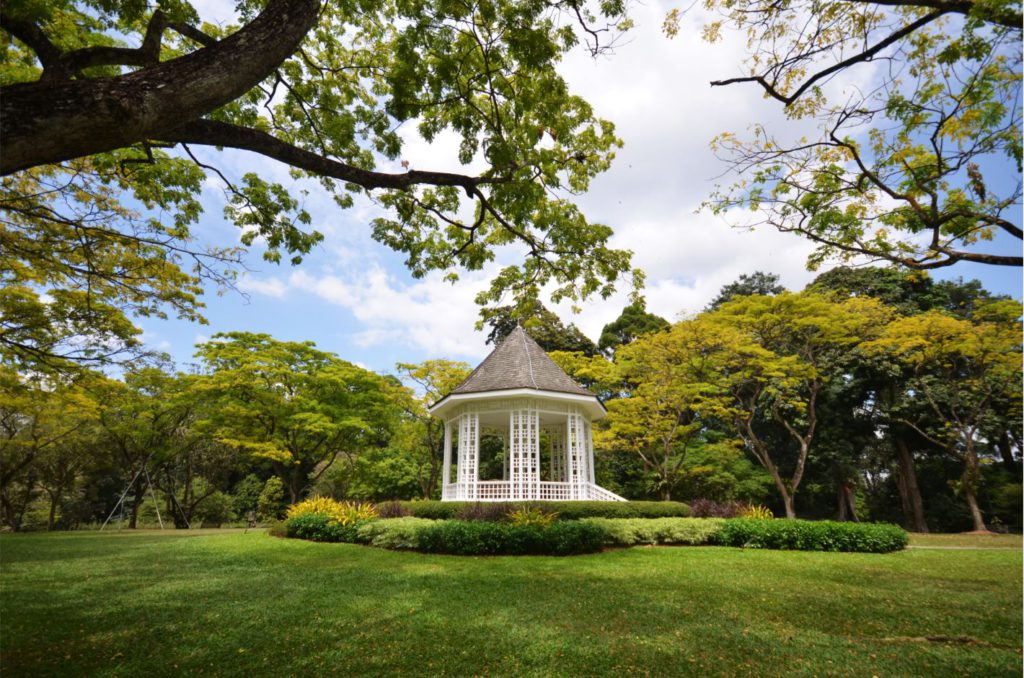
left=288, top=267, right=495, bottom=360
left=238, top=274, right=289, bottom=299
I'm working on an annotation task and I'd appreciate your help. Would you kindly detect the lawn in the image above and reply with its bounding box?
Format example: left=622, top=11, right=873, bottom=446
left=1, top=530, right=1020, bottom=677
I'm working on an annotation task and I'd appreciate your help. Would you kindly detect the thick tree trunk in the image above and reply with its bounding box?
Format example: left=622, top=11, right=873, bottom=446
left=997, top=431, right=1020, bottom=478
left=128, top=489, right=144, bottom=529
left=781, top=492, right=796, bottom=520
left=0, top=0, right=321, bottom=173
left=894, top=438, right=928, bottom=532
left=837, top=479, right=859, bottom=522
left=47, top=488, right=61, bottom=531
left=962, top=441, right=988, bottom=532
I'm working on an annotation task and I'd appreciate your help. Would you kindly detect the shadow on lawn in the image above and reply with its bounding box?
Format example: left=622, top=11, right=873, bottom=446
left=1, top=533, right=1020, bottom=677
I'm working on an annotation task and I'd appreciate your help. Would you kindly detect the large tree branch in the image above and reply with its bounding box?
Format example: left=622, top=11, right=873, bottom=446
left=158, top=119, right=507, bottom=193
left=711, top=10, right=947, bottom=106
left=843, top=0, right=1024, bottom=28
left=0, top=0, right=321, bottom=175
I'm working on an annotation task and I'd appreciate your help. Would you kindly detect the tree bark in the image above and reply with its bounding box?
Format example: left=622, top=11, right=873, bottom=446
left=837, top=479, right=859, bottom=522
left=0, top=0, right=321, bottom=174
left=997, top=431, right=1020, bottom=478
left=894, top=438, right=928, bottom=532
left=962, top=440, right=988, bottom=532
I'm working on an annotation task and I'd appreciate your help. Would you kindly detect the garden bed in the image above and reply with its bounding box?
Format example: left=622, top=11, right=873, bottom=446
left=281, top=499, right=908, bottom=555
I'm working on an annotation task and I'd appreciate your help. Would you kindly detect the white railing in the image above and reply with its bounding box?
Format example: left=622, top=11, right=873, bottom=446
left=442, top=481, right=626, bottom=502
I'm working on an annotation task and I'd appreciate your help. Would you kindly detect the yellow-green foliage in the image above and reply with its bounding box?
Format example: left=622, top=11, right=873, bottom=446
left=287, top=497, right=378, bottom=526
left=508, top=506, right=557, bottom=527
left=582, top=518, right=725, bottom=546
left=740, top=504, right=774, bottom=520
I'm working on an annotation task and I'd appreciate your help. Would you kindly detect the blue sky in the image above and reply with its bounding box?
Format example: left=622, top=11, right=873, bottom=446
left=139, top=0, right=1023, bottom=378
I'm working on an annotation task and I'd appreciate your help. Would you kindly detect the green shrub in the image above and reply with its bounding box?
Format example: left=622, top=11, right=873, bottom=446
left=416, top=520, right=605, bottom=555
left=583, top=518, right=724, bottom=546
left=285, top=513, right=361, bottom=543
left=287, top=497, right=378, bottom=525
left=194, top=491, right=236, bottom=527
left=713, top=519, right=908, bottom=553
left=385, top=500, right=690, bottom=521
left=257, top=477, right=286, bottom=521
left=508, top=506, right=557, bottom=527
left=356, top=518, right=435, bottom=549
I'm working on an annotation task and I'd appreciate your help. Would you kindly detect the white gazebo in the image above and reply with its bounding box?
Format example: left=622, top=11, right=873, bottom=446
left=430, top=327, right=625, bottom=502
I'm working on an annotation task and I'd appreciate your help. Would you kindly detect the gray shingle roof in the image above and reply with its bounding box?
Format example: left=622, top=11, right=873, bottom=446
left=450, top=326, right=594, bottom=397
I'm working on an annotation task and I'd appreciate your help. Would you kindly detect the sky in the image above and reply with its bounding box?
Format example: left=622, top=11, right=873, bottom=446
left=139, top=0, right=1023, bottom=376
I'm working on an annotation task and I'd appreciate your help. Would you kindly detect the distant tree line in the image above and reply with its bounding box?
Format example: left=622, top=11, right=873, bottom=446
left=0, top=267, right=1019, bottom=533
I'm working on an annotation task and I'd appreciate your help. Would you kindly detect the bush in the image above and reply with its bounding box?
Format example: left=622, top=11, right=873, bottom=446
left=416, top=520, right=605, bottom=556
left=508, top=506, right=558, bottom=527
left=284, top=513, right=361, bottom=543
left=194, top=491, right=236, bottom=527
left=287, top=497, right=378, bottom=525
left=738, top=504, right=774, bottom=520
left=690, top=499, right=747, bottom=518
left=386, top=500, right=690, bottom=521
left=713, top=519, right=908, bottom=553
left=356, top=517, right=435, bottom=549
left=376, top=501, right=411, bottom=519
left=455, top=502, right=515, bottom=522
left=583, top=518, right=724, bottom=546
left=257, top=477, right=286, bottom=521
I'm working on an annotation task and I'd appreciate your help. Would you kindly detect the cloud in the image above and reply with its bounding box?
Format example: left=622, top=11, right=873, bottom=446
left=287, top=267, right=495, bottom=360
left=238, top=274, right=289, bottom=299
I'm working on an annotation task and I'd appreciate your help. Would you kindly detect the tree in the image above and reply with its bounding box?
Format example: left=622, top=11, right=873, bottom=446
left=597, top=300, right=669, bottom=356
left=598, top=318, right=737, bottom=500
left=395, top=359, right=471, bottom=498
left=811, top=266, right=1011, bottom=530
left=863, top=302, right=1022, bottom=531
left=672, top=0, right=1022, bottom=269
left=482, top=303, right=599, bottom=356
left=1, top=1, right=638, bottom=370
left=195, top=332, right=396, bottom=503
left=708, top=292, right=890, bottom=518
left=91, top=368, right=199, bottom=528
left=0, top=369, right=99, bottom=530
left=706, top=271, right=786, bottom=310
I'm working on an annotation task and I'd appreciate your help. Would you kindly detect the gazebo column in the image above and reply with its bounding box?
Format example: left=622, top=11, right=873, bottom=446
left=502, top=435, right=509, bottom=481
left=585, top=420, right=596, bottom=484
left=442, top=420, right=452, bottom=500
left=457, top=411, right=479, bottom=500
left=567, top=409, right=587, bottom=500
left=509, top=406, right=539, bottom=500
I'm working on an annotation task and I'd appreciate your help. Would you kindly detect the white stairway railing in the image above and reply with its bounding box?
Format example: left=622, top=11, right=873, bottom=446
left=442, top=481, right=626, bottom=502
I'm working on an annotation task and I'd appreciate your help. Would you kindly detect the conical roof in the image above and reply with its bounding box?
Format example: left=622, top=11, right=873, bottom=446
left=450, top=326, right=593, bottom=397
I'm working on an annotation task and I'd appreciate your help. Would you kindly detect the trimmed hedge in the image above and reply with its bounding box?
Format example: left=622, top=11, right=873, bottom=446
left=284, top=514, right=907, bottom=555
left=382, top=500, right=690, bottom=521
left=416, top=520, right=606, bottom=556
left=583, top=518, right=724, bottom=546
left=285, top=513, right=361, bottom=543
left=713, top=519, right=908, bottom=553
left=356, top=517, right=435, bottom=549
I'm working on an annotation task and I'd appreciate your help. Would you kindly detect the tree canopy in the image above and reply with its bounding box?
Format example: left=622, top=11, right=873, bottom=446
left=0, top=0, right=638, bottom=372
left=673, top=0, right=1022, bottom=269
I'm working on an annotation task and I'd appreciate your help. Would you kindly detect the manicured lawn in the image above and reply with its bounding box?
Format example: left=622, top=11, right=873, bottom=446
left=909, top=532, right=1023, bottom=549
left=1, top=530, right=1020, bottom=676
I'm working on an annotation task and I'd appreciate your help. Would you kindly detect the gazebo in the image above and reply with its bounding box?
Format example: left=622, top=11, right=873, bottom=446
left=429, top=327, right=625, bottom=502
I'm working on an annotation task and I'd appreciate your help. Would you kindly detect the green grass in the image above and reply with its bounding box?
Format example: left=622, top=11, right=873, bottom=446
left=1, top=530, right=1020, bottom=677
left=909, top=532, right=1023, bottom=548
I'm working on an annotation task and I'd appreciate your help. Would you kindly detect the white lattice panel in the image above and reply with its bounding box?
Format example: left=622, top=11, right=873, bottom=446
left=509, top=407, right=540, bottom=499
left=457, top=412, right=479, bottom=500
